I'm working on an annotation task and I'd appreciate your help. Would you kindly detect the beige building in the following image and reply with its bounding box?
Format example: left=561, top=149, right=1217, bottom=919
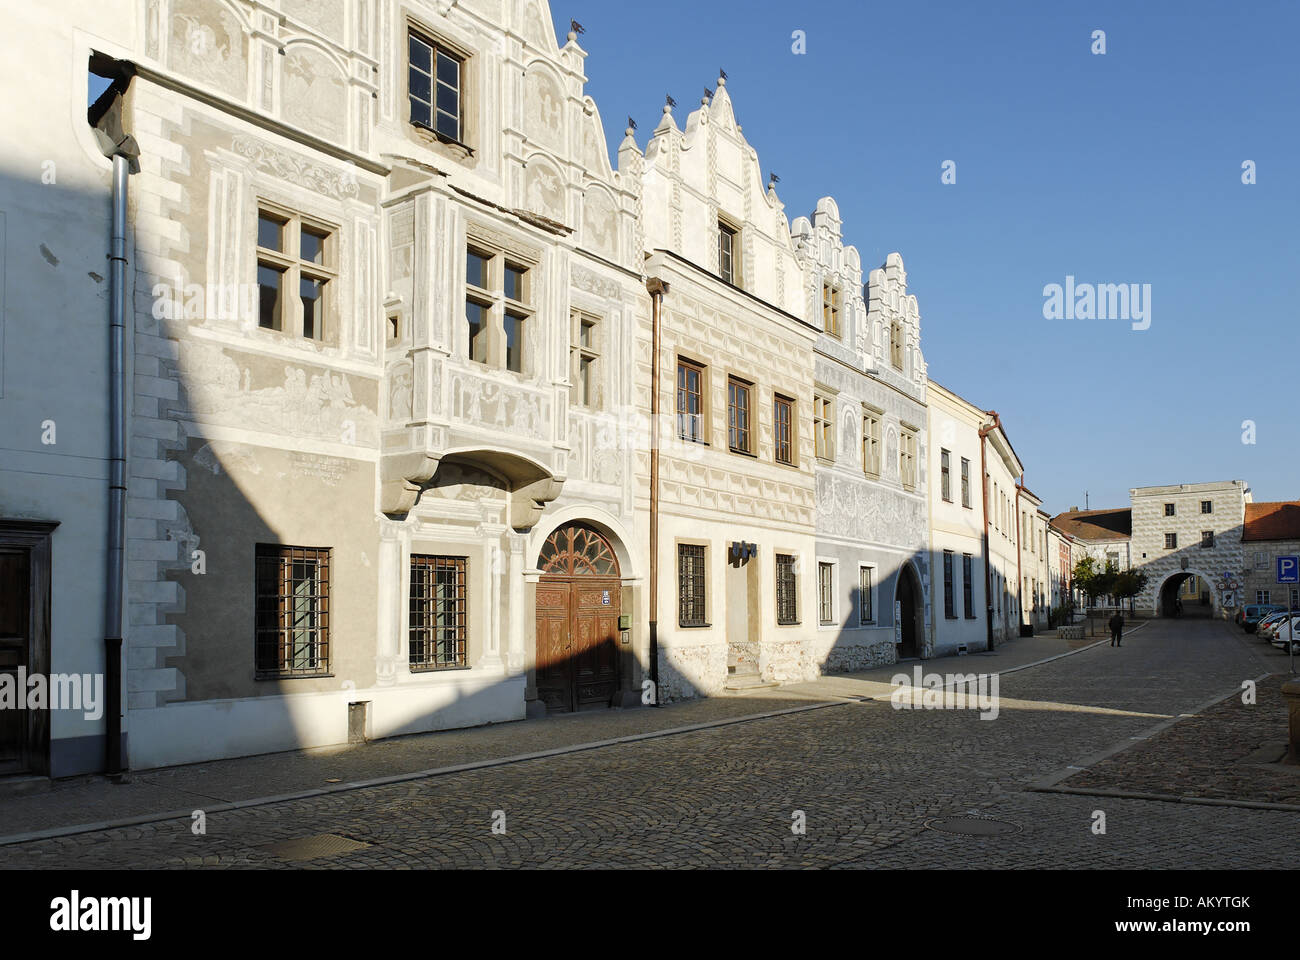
left=636, top=79, right=820, bottom=696
left=983, top=417, right=1024, bottom=645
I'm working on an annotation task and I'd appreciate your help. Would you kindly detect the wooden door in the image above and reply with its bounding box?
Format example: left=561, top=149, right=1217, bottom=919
left=534, top=525, right=622, bottom=714
left=0, top=548, right=31, bottom=773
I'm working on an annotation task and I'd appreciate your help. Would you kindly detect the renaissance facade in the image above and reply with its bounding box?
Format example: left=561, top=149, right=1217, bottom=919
left=4, top=0, right=1065, bottom=775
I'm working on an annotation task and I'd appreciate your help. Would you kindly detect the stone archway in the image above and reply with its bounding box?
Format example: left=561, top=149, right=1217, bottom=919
left=1156, top=570, right=1219, bottom=619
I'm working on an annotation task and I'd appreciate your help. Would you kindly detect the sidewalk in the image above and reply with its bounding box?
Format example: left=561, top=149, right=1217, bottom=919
left=0, top=630, right=1108, bottom=843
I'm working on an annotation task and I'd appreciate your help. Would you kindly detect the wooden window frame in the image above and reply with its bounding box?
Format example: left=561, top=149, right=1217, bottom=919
left=818, top=561, right=835, bottom=626
left=727, top=376, right=754, bottom=456
left=570, top=312, right=601, bottom=408
left=256, top=204, right=338, bottom=343
left=407, top=26, right=467, bottom=147
left=862, top=410, right=881, bottom=478
left=718, top=218, right=740, bottom=286
left=822, top=282, right=841, bottom=339
left=963, top=554, right=976, bottom=619
left=814, top=395, right=833, bottom=462
left=676, top=358, right=708, bottom=444
left=255, top=545, right=331, bottom=679
left=900, top=429, right=917, bottom=492
left=773, top=393, right=796, bottom=466
left=940, top=449, right=952, bottom=502
left=464, top=241, right=534, bottom=374
left=960, top=457, right=971, bottom=508
left=409, top=555, right=469, bottom=671
left=943, top=550, right=956, bottom=619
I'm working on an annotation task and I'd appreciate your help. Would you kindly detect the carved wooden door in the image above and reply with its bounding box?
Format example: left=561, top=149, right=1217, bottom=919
left=535, top=525, right=621, bottom=713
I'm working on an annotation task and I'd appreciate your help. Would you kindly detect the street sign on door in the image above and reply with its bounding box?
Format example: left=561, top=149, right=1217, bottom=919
left=1278, top=556, right=1299, bottom=585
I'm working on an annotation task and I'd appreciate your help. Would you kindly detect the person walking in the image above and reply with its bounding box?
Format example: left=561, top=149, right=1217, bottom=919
left=1109, top=610, right=1125, bottom=647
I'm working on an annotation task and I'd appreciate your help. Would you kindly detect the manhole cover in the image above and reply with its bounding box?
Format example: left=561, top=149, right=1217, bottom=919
left=259, top=833, right=371, bottom=862
left=924, top=816, right=1020, bottom=837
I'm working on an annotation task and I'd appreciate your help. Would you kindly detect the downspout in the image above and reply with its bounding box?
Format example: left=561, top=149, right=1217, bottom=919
left=979, top=413, right=1001, bottom=652
left=646, top=277, right=669, bottom=706
left=1015, top=480, right=1024, bottom=634
left=92, top=60, right=140, bottom=776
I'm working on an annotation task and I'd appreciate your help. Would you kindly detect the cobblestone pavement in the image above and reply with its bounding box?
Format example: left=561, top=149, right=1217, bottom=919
left=1065, top=666, right=1300, bottom=806
left=1, top=618, right=1295, bottom=869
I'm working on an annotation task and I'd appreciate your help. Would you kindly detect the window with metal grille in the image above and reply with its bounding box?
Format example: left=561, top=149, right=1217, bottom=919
left=677, top=360, right=705, bottom=443
left=409, top=555, right=467, bottom=670
left=776, top=554, right=798, bottom=625
left=963, top=554, right=975, bottom=618
left=678, top=544, right=707, bottom=627
left=728, top=378, right=752, bottom=454
left=774, top=394, right=794, bottom=465
left=943, top=551, right=955, bottom=619
left=408, top=30, right=463, bottom=142
left=859, top=566, right=873, bottom=624
left=818, top=562, right=834, bottom=625
left=255, top=545, right=330, bottom=678
left=1201, top=500, right=1213, bottom=514
left=1165, top=533, right=1177, bottom=549
left=1201, top=530, right=1215, bottom=548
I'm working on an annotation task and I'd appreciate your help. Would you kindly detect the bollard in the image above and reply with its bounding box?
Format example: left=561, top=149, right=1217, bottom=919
left=1284, top=679, right=1300, bottom=765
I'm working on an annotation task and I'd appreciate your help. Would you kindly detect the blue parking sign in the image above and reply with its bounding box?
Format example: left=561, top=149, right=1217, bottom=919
left=1278, top=556, right=1300, bottom=584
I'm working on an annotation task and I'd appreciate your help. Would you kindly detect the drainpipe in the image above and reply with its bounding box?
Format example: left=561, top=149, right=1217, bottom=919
left=1015, top=480, right=1024, bottom=634
left=979, top=413, right=1001, bottom=652
left=92, top=61, right=139, bottom=776
left=646, top=276, right=669, bottom=706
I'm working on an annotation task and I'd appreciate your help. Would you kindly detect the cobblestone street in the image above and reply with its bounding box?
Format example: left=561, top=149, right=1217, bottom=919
left=1, top=619, right=1295, bottom=869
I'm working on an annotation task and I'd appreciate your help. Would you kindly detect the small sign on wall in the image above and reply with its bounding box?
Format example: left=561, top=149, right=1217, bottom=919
left=602, top=590, right=610, bottom=605
left=1222, top=590, right=1236, bottom=608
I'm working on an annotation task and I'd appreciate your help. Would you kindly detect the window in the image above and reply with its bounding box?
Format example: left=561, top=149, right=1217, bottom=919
left=727, top=378, right=753, bottom=454
left=678, top=544, right=707, bottom=627
left=409, top=556, right=467, bottom=670
left=718, top=220, right=738, bottom=285
left=1257, top=590, right=1271, bottom=604
left=961, top=458, right=971, bottom=507
left=900, top=429, right=917, bottom=491
left=571, top=313, right=599, bottom=407
left=465, top=245, right=533, bottom=371
left=859, top=566, right=874, bottom=624
left=255, top=545, right=330, bottom=678
left=822, top=283, right=841, bottom=338
left=1164, top=503, right=1176, bottom=517
left=1201, top=530, right=1215, bottom=548
left=940, top=449, right=952, bottom=502
left=256, top=208, right=336, bottom=340
left=890, top=320, right=903, bottom=370
left=818, top=562, right=834, bottom=625
left=776, top=554, right=798, bottom=625
left=862, top=411, right=881, bottom=477
left=1255, top=552, right=1269, bottom=571
left=814, top=395, right=833, bottom=461
left=676, top=359, right=706, bottom=443
left=1201, top=500, right=1213, bottom=514
left=943, top=551, right=955, bottom=619
left=408, top=29, right=463, bottom=142
left=963, top=554, right=975, bottom=618
left=1165, top=533, right=1178, bottom=549
left=773, top=394, right=795, bottom=466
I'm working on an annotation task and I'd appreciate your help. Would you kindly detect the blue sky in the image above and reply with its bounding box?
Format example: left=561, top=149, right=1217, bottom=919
left=556, top=0, right=1299, bottom=514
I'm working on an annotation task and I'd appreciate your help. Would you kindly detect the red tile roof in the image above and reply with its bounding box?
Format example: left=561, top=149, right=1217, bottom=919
left=1242, top=501, right=1300, bottom=542
left=1050, top=508, right=1132, bottom=542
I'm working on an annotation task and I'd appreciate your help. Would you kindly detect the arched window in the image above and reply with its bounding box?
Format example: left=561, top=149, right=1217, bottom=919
left=537, top=524, right=619, bottom=578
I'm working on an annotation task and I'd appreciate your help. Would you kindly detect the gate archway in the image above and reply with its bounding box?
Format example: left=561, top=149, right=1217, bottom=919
left=534, top=524, right=621, bottom=713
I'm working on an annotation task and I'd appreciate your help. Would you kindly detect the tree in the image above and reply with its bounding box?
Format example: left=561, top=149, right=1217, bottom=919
left=1112, top=569, right=1150, bottom=613
left=1072, top=556, right=1103, bottom=608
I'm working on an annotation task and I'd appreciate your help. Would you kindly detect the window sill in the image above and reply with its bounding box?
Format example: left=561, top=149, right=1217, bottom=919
left=729, top=447, right=758, bottom=459
left=678, top=622, right=712, bottom=630
left=410, top=664, right=472, bottom=674
left=256, top=672, right=334, bottom=682
left=777, top=620, right=801, bottom=628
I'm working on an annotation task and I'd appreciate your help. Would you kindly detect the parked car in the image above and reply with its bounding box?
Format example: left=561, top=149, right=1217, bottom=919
left=1269, top=617, right=1300, bottom=651
left=1243, top=604, right=1289, bottom=633
left=1258, top=612, right=1293, bottom=640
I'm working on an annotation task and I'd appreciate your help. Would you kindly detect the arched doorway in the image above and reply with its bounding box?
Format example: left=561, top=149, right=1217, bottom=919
left=535, top=524, right=621, bottom=713
left=1158, top=572, right=1215, bottom=619
left=895, top=563, right=923, bottom=659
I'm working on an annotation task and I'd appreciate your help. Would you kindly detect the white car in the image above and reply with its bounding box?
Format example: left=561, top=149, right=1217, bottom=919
left=1269, top=616, right=1300, bottom=650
